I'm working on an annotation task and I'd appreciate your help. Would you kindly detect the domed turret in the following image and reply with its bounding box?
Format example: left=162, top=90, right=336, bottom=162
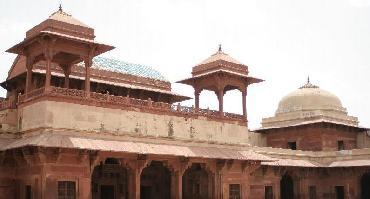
left=262, top=78, right=359, bottom=128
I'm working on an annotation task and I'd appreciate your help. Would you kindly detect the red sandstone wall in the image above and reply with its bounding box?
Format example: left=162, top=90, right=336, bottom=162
left=265, top=125, right=358, bottom=151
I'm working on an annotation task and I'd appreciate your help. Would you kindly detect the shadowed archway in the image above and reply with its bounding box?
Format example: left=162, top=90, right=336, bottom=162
left=140, top=161, right=171, bottom=199
left=92, top=158, right=129, bottom=199
left=280, top=174, right=294, bottom=199
left=361, top=172, right=370, bottom=199
left=182, top=163, right=211, bottom=199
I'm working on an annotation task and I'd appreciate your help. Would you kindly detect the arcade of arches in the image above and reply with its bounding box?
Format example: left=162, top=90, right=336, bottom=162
left=89, top=157, right=370, bottom=199
left=90, top=158, right=219, bottom=199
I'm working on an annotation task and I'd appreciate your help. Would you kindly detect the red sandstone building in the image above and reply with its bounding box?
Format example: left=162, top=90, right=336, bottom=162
left=0, top=6, right=370, bottom=199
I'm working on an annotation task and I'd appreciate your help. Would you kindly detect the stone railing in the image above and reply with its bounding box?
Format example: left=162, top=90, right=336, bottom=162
left=18, top=87, right=45, bottom=103
left=18, top=86, right=247, bottom=123
left=0, top=98, right=16, bottom=111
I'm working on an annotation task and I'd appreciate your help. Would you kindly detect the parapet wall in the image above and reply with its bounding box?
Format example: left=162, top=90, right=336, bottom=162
left=19, top=100, right=264, bottom=146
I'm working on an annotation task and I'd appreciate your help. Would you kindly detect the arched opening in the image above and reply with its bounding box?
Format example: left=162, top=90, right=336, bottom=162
left=280, top=174, right=294, bottom=199
left=198, top=90, right=218, bottom=111
left=223, top=89, right=242, bottom=114
left=140, top=161, right=171, bottom=199
left=91, top=158, right=129, bottom=199
left=182, top=163, right=210, bottom=199
left=361, top=172, right=370, bottom=199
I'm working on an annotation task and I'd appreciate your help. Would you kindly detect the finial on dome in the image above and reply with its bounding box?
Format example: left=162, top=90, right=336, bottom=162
left=299, top=76, right=319, bottom=89
left=50, top=3, right=71, bottom=17
left=218, top=44, right=222, bottom=52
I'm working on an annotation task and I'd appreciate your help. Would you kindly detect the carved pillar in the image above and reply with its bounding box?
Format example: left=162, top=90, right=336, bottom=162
left=25, top=57, right=34, bottom=94
left=127, top=157, right=150, bottom=199
left=42, top=38, right=57, bottom=92
left=84, top=58, right=92, bottom=97
left=44, top=50, right=53, bottom=91
left=242, top=88, right=247, bottom=117
left=171, top=170, right=183, bottom=199
left=62, top=64, right=72, bottom=89
left=214, top=160, right=226, bottom=199
left=194, top=90, right=200, bottom=110
left=128, top=168, right=141, bottom=199
left=217, top=89, right=224, bottom=114
left=194, top=88, right=201, bottom=110
left=170, top=158, right=191, bottom=199
left=84, top=46, right=96, bottom=97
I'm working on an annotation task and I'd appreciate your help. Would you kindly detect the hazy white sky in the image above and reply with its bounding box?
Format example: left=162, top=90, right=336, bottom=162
left=0, top=0, right=369, bottom=129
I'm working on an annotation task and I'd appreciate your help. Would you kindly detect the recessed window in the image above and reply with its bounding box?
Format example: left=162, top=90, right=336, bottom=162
left=288, top=142, right=297, bottom=150
left=58, top=181, right=76, bottom=199
left=265, top=186, right=273, bottom=199
left=309, top=186, right=317, bottom=199
left=335, top=186, right=344, bottom=199
left=229, top=184, right=241, bottom=199
left=338, top=141, right=344, bottom=151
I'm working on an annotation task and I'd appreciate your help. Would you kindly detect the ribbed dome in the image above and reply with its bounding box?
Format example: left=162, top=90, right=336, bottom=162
left=276, top=81, right=345, bottom=114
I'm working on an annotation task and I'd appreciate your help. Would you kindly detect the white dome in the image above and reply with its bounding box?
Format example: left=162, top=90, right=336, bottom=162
left=276, top=82, right=345, bottom=114
left=261, top=80, right=359, bottom=128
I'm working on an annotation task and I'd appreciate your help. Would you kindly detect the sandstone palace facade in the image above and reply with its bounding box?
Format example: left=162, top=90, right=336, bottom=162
left=0, top=6, right=369, bottom=199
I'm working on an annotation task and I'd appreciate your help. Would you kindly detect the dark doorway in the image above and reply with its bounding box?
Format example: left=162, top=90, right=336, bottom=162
left=309, top=186, right=317, bottom=199
left=91, top=158, right=129, bottom=199
left=140, top=161, right=171, bottom=199
left=101, top=185, right=114, bottom=199
left=182, top=163, right=210, bottom=199
left=25, top=185, right=32, bottom=199
left=140, top=186, right=151, bottom=199
left=265, top=186, right=273, bottom=199
left=361, top=173, right=370, bottom=199
left=280, top=174, right=294, bottom=199
left=335, top=186, right=344, bottom=199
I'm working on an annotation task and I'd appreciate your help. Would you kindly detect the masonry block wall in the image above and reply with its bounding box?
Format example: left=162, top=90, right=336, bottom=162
left=264, top=124, right=358, bottom=151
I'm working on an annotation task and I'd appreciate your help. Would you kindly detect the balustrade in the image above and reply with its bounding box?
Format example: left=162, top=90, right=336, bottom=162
left=15, top=86, right=245, bottom=122
left=0, top=98, right=15, bottom=110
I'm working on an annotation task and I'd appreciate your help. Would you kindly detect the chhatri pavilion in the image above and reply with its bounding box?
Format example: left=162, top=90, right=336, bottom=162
left=0, top=6, right=369, bottom=199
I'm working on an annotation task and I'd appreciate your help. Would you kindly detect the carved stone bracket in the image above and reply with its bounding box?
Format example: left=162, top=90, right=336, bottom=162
left=242, top=160, right=261, bottom=174
left=48, top=148, right=62, bottom=163
left=89, top=151, right=102, bottom=172
left=216, top=159, right=226, bottom=173
left=179, top=157, right=192, bottom=176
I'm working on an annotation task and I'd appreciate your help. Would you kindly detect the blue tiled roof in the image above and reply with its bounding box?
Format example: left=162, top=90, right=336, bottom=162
left=86, top=57, right=167, bottom=81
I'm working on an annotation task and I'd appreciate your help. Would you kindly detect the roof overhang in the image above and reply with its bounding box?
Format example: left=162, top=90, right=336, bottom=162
left=177, top=69, right=264, bottom=86
left=6, top=31, right=114, bottom=58
left=1, top=133, right=273, bottom=162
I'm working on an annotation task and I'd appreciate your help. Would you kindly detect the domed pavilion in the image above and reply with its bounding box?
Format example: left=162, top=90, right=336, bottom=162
left=257, top=78, right=366, bottom=151
left=262, top=78, right=359, bottom=128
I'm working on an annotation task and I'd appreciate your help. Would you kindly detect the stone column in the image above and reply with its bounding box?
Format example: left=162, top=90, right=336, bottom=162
left=194, top=91, right=199, bottom=109
left=25, top=57, right=34, bottom=95
left=217, top=89, right=224, bottom=114
left=84, top=58, right=92, bottom=97
left=63, top=64, right=71, bottom=89
left=128, top=168, right=141, bottom=199
left=214, top=160, right=226, bottom=199
left=127, top=158, right=149, bottom=199
left=194, top=89, right=200, bottom=110
left=171, top=170, right=183, bottom=199
left=44, top=51, right=53, bottom=91
left=242, top=89, right=247, bottom=117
